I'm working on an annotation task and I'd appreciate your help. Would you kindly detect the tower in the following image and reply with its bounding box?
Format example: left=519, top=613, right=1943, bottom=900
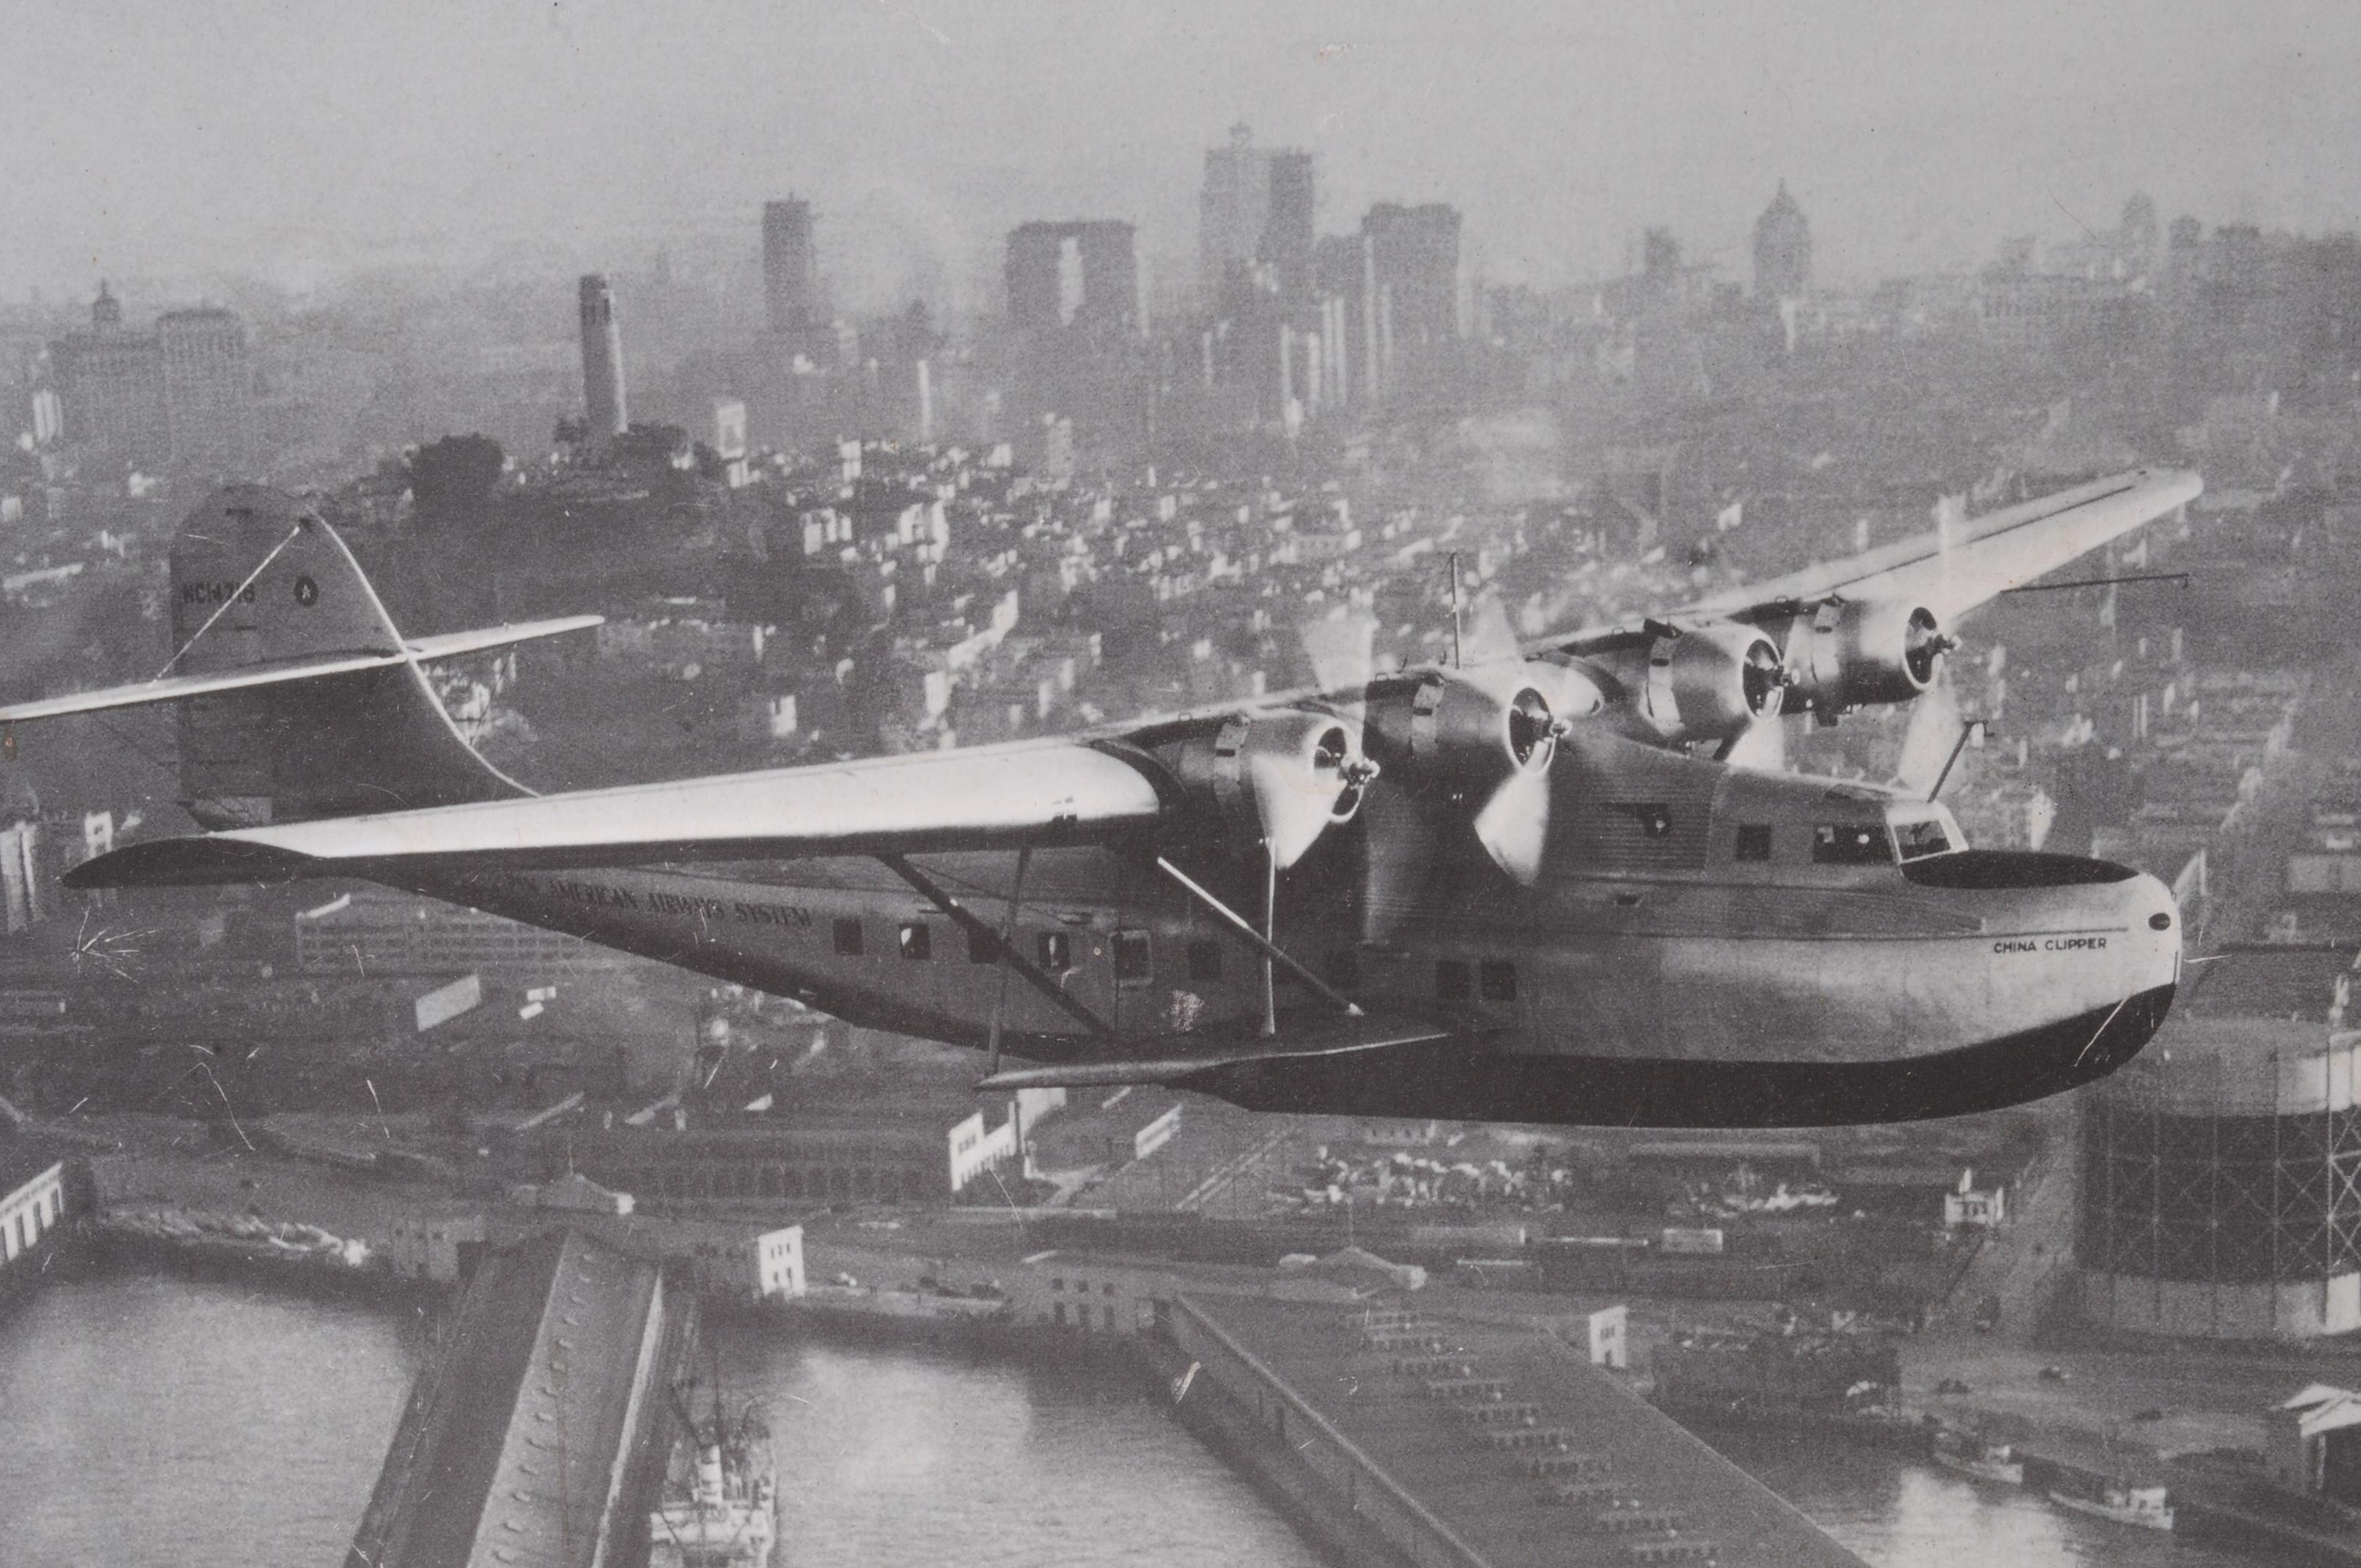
left=158, top=307, right=255, bottom=475
left=49, top=283, right=168, bottom=465
left=578, top=274, right=628, bottom=450
left=762, top=199, right=818, bottom=335
left=1752, top=181, right=1812, bottom=301
left=1199, top=124, right=1269, bottom=294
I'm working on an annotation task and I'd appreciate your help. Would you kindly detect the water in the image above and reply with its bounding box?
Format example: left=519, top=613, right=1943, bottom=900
left=1705, top=1427, right=2264, bottom=1568
left=0, top=1274, right=424, bottom=1568
left=0, top=1275, right=1322, bottom=1568
left=0, top=1272, right=2307, bottom=1568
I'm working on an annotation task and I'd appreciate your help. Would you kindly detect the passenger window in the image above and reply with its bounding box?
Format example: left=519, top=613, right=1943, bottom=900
left=1039, top=931, right=1072, bottom=972
left=899, top=922, right=932, bottom=962
left=1480, top=961, right=1517, bottom=1003
left=1734, top=824, right=1773, bottom=862
left=1813, top=824, right=1892, bottom=865
left=966, top=925, right=999, bottom=964
left=1894, top=818, right=1956, bottom=861
left=1114, top=930, right=1153, bottom=986
left=833, top=918, right=864, bottom=957
left=1186, top=940, right=1223, bottom=981
left=1435, top=960, right=1473, bottom=1001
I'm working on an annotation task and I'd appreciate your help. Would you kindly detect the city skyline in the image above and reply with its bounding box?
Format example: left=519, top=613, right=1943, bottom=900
left=9, top=2, right=2361, bottom=310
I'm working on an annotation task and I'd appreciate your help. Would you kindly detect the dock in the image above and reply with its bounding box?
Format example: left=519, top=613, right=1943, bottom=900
left=344, top=1227, right=693, bottom=1568
left=1165, top=1291, right=1865, bottom=1567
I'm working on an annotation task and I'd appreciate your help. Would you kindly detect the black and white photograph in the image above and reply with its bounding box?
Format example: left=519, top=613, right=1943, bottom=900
left=1, top=4, right=2357, bottom=1564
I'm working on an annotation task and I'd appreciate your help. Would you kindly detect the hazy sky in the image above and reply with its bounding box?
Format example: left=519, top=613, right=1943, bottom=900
left=9, top=1, right=2361, bottom=310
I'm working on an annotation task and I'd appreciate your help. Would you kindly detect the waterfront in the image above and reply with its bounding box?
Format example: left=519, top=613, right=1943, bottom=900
left=1706, top=1426, right=2260, bottom=1568
left=0, top=1273, right=1324, bottom=1568
left=0, top=1267, right=2320, bottom=1568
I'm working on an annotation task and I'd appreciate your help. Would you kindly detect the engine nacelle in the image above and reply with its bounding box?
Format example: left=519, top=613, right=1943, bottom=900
left=1167, top=710, right=1371, bottom=870
left=1778, top=598, right=1950, bottom=715
left=1363, top=665, right=1561, bottom=799
left=1586, top=619, right=1786, bottom=747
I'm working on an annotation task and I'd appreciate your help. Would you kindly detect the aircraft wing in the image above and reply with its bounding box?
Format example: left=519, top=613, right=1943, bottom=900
left=1534, top=465, right=2201, bottom=655
left=1680, top=466, right=2197, bottom=627
left=66, top=738, right=1167, bottom=888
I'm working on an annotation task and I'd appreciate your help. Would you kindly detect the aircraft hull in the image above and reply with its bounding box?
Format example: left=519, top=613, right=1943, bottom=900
left=401, top=844, right=2179, bottom=1128
left=1174, top=983, right=2176, bottom=1127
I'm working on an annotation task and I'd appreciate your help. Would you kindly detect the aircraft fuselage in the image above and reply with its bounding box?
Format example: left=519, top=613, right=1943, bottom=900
left=410, top=740, right=2180, bottom=1127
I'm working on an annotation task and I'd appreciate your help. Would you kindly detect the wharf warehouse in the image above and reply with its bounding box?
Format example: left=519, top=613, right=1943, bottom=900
left=2078, top=946, right=2361, bottom=1339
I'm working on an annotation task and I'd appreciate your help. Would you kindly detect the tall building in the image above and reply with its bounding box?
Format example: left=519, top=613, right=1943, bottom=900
left=157, top=308, right=255, bottom=475
left=762, top=198, right=819, bottom=335
left=1005, top=221, right=1138, bottom=335
left=48, top=283, right=167, bottom=466
left=1198, top=125, right=1316, bottom=311
left=1200, top=124, right=1270, bottom=294
left=1362, top=202, right=1461, bottom=377
left=1261, top=150, right=1317, bottom=311
left=1752, top=181, right=1812, bottom=301
left=578, top=274, right=628, bottom=449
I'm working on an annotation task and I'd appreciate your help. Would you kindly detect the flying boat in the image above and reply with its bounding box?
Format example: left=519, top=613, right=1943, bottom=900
left=0, top=468, right=2200, bottom=1126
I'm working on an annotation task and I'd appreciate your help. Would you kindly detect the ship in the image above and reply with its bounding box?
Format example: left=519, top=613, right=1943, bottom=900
left=648, top=1378, right=777, bottom=1568
left=2046, top=1482, right=2174, bottom=1531
left=1931, top=1429, right=2023, bottom=1486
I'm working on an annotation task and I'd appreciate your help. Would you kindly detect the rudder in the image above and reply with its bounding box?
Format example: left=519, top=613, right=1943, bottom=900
left=167, top=486, right=527, bottom=827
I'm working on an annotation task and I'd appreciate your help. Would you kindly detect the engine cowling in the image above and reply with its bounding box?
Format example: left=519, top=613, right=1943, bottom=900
left=1168, top=711, right=1372, bottom=870
left=1779, top=598, right=1951, bottom=715
left=1586, top=619, right=1787, bottom=747
left=1363, top=666, right=1562, bottom=799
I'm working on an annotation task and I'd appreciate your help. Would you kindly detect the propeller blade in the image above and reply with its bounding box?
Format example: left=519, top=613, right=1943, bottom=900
left=1300, top=606, right=1379, bottom=691
left=1718, top=711, right=1789, bottom=772
left=1891, top=657, right=1964, bottom=796
left=1247, top=743, right=1355, bottom=871
left=1472, top=763, right=1553, bottom=885
left=1459, top=592, right=1523, bottom=667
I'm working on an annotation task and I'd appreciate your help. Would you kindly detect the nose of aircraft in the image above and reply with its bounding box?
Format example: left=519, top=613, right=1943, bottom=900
left=2122, top=869, right=2183, bottom=999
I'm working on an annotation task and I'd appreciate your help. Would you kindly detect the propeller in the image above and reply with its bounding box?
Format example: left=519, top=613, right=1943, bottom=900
left=1472, top=764, right=1553, bottom=885
left=1890, top=656, right=1965, bottom=797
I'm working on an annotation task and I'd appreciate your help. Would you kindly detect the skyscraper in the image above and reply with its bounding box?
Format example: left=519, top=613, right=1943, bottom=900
left=49, top=283, right=168, bottom=466
left=1200, top=124, right=1269, bottom=294
left=1752, top=182, right=1812, bottom=301
left=578, top=274, right=628, bottom=449
left=1362, top=202, right=1462, bottom=358
left=157, top=308, right=255, bottom=475
left=1005, top=221, right=1137, bottom=335
left=1198, top=125, right=1317, bottom=310
left=762, top=199, right=819, bottom=335
left=1261, top=150, right=1317, bottom=313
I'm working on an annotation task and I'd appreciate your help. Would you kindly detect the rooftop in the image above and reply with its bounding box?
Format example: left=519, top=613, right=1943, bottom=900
left=1175, top=1291, right=1863, bottom=1568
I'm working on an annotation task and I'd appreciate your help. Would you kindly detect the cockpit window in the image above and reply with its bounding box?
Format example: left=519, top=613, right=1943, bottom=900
left=1813, top=823, right=1891, bottom=865
left=1892, top=816, right=1957, bottom=862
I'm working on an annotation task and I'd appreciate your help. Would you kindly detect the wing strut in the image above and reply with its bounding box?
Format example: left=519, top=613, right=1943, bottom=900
left=985, top=846, right=1032, bottom=1077
left=875, top=853, right=1116, bottom=1043
left=1152, top=854, right=1363, bottom=1027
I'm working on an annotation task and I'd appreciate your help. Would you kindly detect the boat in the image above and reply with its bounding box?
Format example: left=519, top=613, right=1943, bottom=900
left=648, top=1379, right=777, bottom=1568
left=1931, top=1430, right=2023, bottom=1486
left=2047, top=1482, right=2173, bottom=1531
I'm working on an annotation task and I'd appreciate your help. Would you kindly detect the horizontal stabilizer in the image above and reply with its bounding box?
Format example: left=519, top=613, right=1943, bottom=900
left=0, top=615, right=602, bottom=725
left=63, top=738, right=1169, bottom=887
left=0, top=652, right=407, bottom=723
left=406, top=616, right=605, bottom=661
left=975, top=1015, right=1453, bottom=1092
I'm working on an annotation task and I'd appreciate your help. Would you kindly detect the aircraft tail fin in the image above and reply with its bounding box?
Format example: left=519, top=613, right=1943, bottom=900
left=2, top=486, right=593, bottom=828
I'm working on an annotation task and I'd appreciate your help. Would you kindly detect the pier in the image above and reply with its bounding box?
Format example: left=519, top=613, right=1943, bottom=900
left=344, top=1227, right=693, bottom=1568
left=1164, top=1291, right=1865, bottom=1568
